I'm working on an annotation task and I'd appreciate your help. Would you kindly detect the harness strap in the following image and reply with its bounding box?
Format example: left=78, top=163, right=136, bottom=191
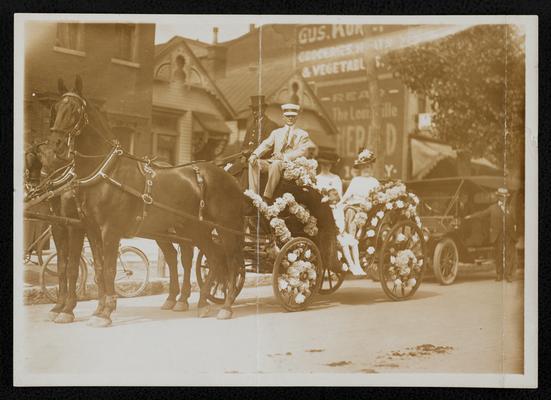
left=192, top=166, right=206, bottom=221
left=133, top=161, right=155, bottom=236
left=98, top=172, right=243, bottom=236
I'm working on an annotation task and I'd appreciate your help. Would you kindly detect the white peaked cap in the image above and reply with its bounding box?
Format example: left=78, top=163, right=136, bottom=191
left=281, top=103, right=300, bottom=115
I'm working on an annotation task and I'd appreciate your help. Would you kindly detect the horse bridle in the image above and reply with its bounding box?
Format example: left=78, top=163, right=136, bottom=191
left=47, top=92, right=89, bottom=161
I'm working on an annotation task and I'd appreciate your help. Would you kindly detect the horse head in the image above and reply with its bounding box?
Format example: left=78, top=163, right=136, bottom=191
left=24, top=141, right=44, bottom=187
left=39, top=76, right=89, bottom=172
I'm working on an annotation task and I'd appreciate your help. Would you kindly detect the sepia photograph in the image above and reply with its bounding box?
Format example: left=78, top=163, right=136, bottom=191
left=13, top=14, right=538, bottom=387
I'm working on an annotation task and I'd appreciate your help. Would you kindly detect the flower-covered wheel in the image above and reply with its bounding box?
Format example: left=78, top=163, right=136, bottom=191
left=272, top=237, right=322, bottom=311
left=378, top=220, right=426, bottom=301
left=195, top=250, right=246, bottom=304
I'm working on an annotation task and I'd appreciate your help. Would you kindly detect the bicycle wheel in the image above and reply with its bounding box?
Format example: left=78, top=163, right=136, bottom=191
left=40, top=252, right=88, bottom=303
left=114, top=246, right=150, bottom=298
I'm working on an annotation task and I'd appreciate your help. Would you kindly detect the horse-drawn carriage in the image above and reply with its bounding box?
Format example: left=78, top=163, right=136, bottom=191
left=24, top=76, right=428, bottom=326
left=196, top=164, right=428, bottom=310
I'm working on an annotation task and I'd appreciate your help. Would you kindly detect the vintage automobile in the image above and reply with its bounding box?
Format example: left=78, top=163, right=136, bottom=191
left=406, top=176, right=522, bottom=285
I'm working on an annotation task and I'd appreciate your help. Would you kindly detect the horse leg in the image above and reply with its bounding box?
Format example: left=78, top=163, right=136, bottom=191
left=173, top=241, right=193, bottom=312
left=218, top=235, right=244, bottom=320
left=86, top=223, right=106, bottom=318
left=48, top=225, right=68, bottom=320
left=197, top=243, right=220, bottom=318
left=54, top=227, right=85, bottom=324
left=89, top=229, right=120, bottom=328
left=156, top=240, right=179, bottom=310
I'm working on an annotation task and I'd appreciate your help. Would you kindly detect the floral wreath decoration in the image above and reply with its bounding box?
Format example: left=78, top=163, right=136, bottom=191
left=277, top=246, right=318, bottom=304
left=245, top=157, right=324, bottom=305
left=348, top=181, right=424, bottom=279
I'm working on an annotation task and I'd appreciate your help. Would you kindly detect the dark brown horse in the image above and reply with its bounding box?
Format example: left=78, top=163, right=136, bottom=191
left=38, top=76, right=244, bottom=326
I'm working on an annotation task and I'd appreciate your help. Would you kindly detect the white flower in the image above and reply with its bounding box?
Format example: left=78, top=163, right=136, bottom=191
left=287, top=252, right=298, bottom=262
left=295, top=292, right=306, bottom=304
left=367, top=229, right=375, bottom=237
left=396, top=233, right=407, bottom=242
left=390, top=255, right=396, bottom=264
left=371, top=217, right=379, bottom=226
left=304, top=249, right=312, bottom=259
left=341, top=263, right=349, bottom=272
left=364, top=201, right=373, bottom=211
left=407, top=278, right=417, bottom=287
left=396, top=200, right=405, bottom=208
left=385, top=202, right=393, bottom=210
left=282, top=192, right=295, bottom=203
left=418, top=259, right=424, bottom=266
left=412, top=233, right=419, bottom=243
left=307, top=268, right=317, bottom=281
left=400, top=267, right=411, bottom=276
left=367, top=246, right=375, bottom=255
left=278, top=278, right=289, bottom=291
left=415, top=216, right=421, bottom=224
left=288, top=277, right=301, bottom=287
left=376, top=211, right=385, bottom=218
left=393, top=278, right=403, bottom=287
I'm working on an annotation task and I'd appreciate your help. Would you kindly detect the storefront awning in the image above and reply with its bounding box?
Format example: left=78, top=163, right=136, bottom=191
left=193, top=112, right=231, bottom=136
left=410, top=136, right=500, bottom=180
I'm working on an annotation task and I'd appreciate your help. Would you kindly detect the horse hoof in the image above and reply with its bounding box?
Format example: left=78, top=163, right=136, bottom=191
left=173, top=301, right=189, bottom=312
left=217, top=309, right=233, bottom=320
left=48, top=311, right=60, bottom=321
left=54, top=313, right=75, bottom=324
left=160, top=299, right=177, bottom=310
left=87, top=316, right=112, bottom=328
left=198, top=306, right=210, bottom=318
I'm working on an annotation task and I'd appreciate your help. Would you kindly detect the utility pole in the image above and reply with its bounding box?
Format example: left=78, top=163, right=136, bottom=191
left=365, top=51, right=384, bottom=178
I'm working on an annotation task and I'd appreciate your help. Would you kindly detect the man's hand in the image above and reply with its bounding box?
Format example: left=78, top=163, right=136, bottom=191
left=249, top=153, right=258, bottom=166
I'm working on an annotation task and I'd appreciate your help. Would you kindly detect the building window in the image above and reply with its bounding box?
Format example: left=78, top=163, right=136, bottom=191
left=115, top=24, right=136, bottom=61
left=155, top=134, right=178, bottom=165
left=55, top=23, right=84, bottom=51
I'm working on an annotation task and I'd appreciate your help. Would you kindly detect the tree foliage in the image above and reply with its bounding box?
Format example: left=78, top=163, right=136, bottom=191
left=383, top=25, right=525, bottom=169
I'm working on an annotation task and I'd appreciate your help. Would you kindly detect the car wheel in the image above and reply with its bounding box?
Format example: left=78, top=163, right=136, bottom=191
left=432, top=238, right=459, bottom=285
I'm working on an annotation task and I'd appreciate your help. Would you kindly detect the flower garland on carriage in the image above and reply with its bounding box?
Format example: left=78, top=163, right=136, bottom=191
left=335, top=148, right=426, bottom=292
left=245, top=156, right=322, bottom=305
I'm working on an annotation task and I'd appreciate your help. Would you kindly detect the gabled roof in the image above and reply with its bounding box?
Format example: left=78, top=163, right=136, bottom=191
left=214, top=60, right=339, bottom=135
left=215, top=59, right=294, bottom=115
left=154, top=37, right=236, bottom=118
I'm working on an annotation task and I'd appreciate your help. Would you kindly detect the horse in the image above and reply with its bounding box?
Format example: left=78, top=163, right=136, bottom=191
left=29, top=136, right=193, bottom=316
left=38, top=75, right=244, bottom=326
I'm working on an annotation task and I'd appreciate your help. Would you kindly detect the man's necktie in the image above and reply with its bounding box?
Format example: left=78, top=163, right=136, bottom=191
left=281, top=125, right=291, bottom=153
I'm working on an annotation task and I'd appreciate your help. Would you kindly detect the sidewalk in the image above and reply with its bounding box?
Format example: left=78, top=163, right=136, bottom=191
left=22, top=238, right=274, bottom=305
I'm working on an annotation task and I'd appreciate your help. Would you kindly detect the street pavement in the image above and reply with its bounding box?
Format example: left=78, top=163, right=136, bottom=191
left=16, top=272, right=524, bottom=383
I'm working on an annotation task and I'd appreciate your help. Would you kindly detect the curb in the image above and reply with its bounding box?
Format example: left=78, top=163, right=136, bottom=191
left=23, top=273, right=274, bottom=306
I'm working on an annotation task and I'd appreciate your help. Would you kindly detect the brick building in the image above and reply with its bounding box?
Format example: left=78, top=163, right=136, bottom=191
left=24, top=22, right=155, bottom=156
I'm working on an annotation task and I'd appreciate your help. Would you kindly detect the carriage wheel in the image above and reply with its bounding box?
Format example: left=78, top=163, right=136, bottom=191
left=378, top=220, right=426, bottom=301
left=195, top=250, right=246, bottom=304
left=432, top=238, right=459, bottom=285
left=319, top=250, right=345, bottom=295
left=40, top=252, right=88, bottom=303
left=114, top=246, right=150, bottom=298
left=272, top=237, right=322, bottom=311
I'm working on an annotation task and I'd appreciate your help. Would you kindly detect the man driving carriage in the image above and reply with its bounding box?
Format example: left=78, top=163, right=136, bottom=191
left=248, top=103, right=316, bottom=202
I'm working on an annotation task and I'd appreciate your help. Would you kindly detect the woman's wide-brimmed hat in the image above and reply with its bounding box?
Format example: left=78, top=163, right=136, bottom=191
left=352, top=148, right=376, bottom=169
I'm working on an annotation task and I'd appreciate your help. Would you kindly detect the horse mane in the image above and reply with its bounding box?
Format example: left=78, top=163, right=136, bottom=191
left=82, top=97, right=117, bottom=144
